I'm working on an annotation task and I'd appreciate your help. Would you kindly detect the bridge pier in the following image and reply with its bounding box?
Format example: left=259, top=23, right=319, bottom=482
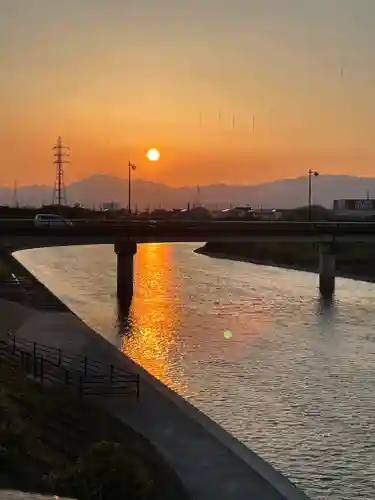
left=319, top=243, right=336, bottom=297
left=114, top=241, right=137, bottom=309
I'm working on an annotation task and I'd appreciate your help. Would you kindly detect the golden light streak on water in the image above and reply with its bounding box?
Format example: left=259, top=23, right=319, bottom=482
left=121, top=243, right=188, bottom=394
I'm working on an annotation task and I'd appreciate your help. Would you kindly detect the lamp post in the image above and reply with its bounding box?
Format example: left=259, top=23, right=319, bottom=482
left=128, top=161, right=137, bottom=217
left=308, top=169, right=319, bottom=221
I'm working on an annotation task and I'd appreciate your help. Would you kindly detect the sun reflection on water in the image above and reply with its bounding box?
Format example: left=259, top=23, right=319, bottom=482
left=120, top=243, right=188, bottom=393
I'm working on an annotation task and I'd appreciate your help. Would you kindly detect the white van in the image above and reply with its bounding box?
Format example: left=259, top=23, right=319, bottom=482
left=34, top=214, right=73, bottom=228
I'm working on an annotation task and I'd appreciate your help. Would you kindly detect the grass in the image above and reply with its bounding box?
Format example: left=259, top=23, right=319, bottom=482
left=0, top=360, right=189, bottom=500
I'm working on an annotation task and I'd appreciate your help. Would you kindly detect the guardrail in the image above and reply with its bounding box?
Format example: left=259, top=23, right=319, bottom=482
left=0, top=333, right=140, bottom=400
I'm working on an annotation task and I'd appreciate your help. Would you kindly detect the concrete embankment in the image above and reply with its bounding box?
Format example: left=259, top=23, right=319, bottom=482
left=2, top=249, right=311, bottom=500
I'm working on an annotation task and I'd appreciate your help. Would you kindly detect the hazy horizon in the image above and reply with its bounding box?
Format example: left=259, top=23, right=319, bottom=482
left=4, top=172, right=375, bottom=191
left=2, top=172, right=375, bottom=210
left=1, top=1, right=375, bottom=187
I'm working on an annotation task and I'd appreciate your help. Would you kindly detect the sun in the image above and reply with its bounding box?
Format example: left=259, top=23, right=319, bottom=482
left=146, top=148, right=160, bottom=161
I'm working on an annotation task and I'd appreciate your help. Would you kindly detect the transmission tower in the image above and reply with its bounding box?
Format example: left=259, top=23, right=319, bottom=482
left=52, top=136, right=70, bottom=205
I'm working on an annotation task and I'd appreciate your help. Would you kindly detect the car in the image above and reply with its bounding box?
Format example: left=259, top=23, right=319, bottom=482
left=34, top=214, right=73, bottom=228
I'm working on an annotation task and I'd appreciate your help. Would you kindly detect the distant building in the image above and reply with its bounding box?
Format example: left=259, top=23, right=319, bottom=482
left=150, top=208, right=170, bottom=219
left=102, top=201, right=121, bottom=211
left=250, top=209, right=282, bottom=221
left=188, top=206, right=211, bottom=220
left=219, top=206, right=253, bottom=219
left=217, top=206, right=282, bottom=220
left=333, top=199, right=375, bottom=219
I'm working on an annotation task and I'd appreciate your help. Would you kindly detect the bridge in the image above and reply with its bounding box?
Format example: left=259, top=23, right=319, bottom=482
left=2, top=219, right=375, bottom=305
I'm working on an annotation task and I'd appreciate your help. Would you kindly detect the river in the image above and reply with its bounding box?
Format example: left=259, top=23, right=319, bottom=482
left=15, top=243, right=375, bottom=500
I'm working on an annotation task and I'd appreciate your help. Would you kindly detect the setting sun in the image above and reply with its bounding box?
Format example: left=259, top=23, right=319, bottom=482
left=146, top=148, right=160, bottom=161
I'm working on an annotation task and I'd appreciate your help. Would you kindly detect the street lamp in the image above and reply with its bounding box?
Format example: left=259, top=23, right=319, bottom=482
left=128, top=161, right=137, bottom=216
left=308, top=168, right=319, bottom=221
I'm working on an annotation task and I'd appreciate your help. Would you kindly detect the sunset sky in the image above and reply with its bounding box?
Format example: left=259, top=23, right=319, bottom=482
left=1, top=0, right=375, bottom=187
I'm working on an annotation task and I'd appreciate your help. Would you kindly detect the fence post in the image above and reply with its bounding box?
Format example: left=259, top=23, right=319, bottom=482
left=33, top=349, right=37, bottom=378
left=109, top=364, right=114, bottom=385
left=79, top=375, right=83, bottom=398
left=40, top=356, right=44, bottom=384
left=84, top=356, right=87, bottom=376
left=26, top=352, right=31, bottom=374
left=136, top=374, right=140, bottom=401
left=57, top=349, right=62, bottom=367
left=33, top=342, right=36, bottom=361
left=12, top=334, right=15, bottom=354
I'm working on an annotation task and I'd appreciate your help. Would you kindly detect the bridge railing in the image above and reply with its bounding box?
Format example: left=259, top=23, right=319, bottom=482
left=0, top=333, right=140, bottom=399
left=2, top=218, right=375, bottom=225
left=2, top=219, right=375, bottom=238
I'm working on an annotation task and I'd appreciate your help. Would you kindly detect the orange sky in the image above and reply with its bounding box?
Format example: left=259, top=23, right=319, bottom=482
left=1, top=0, right=375, bottom=187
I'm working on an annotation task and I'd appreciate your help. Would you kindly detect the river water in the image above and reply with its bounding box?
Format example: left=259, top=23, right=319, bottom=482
left=15, top=243, right=375, bottom=500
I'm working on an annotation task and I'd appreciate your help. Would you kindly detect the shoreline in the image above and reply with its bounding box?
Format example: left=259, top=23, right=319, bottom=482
left=0, top=247, right=70, bottom=312
left=194, top=246, right=375, bottom=285
left=1, top=247, right=310, bottom=500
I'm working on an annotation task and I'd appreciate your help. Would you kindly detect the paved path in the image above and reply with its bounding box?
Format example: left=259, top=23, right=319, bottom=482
left=0, top=492, right=74, bottom=499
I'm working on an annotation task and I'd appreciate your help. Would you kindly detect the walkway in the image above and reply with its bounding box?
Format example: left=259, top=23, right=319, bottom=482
left=0, top=492, right=74, bottom=499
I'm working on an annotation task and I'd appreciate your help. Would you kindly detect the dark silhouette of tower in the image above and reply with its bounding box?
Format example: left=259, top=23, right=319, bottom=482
left=52, top=136, right=70, bottom=205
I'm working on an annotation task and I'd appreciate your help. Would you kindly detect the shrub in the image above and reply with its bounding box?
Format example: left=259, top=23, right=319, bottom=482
left=45, top=441, right=155, bottom=500
left=0, top=424, right=25, bottom=473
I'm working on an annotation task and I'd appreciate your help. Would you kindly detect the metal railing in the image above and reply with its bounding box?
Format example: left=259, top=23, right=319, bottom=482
left=2, top=218, right=375, bottom=226
left=0, top=333, right=140, bottom=400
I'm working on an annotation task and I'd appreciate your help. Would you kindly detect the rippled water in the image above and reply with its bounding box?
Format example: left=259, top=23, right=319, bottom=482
left=15, top=243, right=375, bottom=500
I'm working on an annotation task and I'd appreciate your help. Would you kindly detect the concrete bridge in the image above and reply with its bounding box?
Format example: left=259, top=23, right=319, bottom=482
left=2, top=219, right=375, bottom=306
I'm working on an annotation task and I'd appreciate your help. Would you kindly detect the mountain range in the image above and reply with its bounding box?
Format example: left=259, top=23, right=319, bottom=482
left=3, top=174, right=375, bottom=210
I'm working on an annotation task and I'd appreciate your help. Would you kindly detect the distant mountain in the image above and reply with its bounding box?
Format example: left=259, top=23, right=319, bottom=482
left=2, top=174, right=375, bottom=209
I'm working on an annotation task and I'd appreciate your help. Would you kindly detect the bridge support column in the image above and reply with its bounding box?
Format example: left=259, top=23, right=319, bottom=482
left=319, top=243, right=336, bottom=298
left=114, top=241, right=137, bottom=309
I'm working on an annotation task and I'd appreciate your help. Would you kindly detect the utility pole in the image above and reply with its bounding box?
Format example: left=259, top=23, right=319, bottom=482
left=128, top=160, right=137, bottom=216
left=308, top=169, right=319, bottom=221
left=196, top=185, right=201, bottom=207
left=52, top=136, right=70, bottom=205
left=13, top=181, right=19, bottom=208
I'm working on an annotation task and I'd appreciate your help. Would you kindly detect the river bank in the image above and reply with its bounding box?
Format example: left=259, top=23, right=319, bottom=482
left=195, top=243, right=375, bottom=285
left=0, top=248, right=310, bottom=500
